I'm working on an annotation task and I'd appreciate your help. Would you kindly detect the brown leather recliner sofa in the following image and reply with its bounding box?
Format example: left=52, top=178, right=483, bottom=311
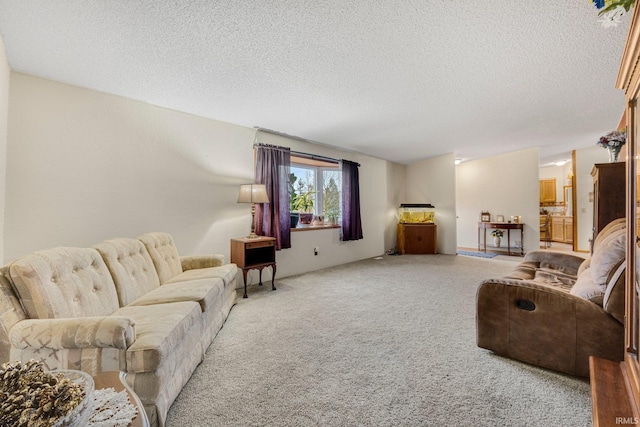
left=476, top=218, right=625, bottom=377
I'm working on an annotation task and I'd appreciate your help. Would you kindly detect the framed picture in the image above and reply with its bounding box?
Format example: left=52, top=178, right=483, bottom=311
left=481, top=211, right=491, bottom=222
left=496, top=215, right=505, bottom=222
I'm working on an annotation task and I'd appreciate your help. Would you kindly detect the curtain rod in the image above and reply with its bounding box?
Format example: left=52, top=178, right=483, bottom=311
left=252, top=143, right=336, bottom=163
left=253, top=128, right=360, bottom=167
left=253, top=143, right=360, bottom=167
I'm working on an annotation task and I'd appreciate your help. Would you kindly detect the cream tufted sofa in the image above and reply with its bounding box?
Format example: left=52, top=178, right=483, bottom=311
left=0, top=232, right=237, bottom=427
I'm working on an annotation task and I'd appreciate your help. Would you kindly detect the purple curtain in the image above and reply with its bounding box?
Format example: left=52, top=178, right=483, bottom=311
left=340, top=159, right=363, bottom=241
left=254, top=144, right=291, bottom=250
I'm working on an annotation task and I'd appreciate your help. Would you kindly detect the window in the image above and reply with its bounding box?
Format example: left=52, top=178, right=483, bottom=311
left=289, top=156, right=341, bottom=222
left=253, top=142, right=360, bottom=245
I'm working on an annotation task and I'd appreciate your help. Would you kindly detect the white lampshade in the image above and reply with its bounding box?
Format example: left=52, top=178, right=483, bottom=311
left=237, top=184, right=269, bottom=204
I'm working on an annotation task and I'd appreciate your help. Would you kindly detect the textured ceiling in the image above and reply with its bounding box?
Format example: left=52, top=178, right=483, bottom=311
left=0, top=1, right=631, bottom=165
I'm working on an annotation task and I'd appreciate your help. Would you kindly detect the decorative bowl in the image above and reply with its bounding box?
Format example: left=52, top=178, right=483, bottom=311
left=50, top=370, right=94, bottom=427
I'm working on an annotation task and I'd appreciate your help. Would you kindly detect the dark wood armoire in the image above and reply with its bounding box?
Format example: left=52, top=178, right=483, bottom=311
left=591, top=162, right=625, bottom=244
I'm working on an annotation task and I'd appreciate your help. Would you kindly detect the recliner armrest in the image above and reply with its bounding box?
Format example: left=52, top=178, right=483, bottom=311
left=9, top=316, right=136, bottom=350
left=180, top=255, right=225, bottom=271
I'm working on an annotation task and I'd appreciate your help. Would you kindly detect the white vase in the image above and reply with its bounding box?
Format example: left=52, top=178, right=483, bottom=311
left=493, top=237, right=501, bottom=247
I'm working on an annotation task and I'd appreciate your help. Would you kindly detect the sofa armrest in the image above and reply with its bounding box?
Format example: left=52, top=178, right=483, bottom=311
left=9, top=316, right=136, bottom=350
left=477, top=278, right=623, bottom=377
left=523, top=250, right=586, bottom=276
left=180, top=254, right=225, bottom=271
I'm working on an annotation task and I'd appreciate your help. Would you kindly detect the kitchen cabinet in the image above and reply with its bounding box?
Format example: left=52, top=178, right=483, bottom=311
left=539, top=179, right=556, bottom=203
left=551, top=216, right=573, bottom=244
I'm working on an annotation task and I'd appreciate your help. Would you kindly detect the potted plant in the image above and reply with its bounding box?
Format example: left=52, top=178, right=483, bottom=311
left=325, top=208, right=339, bottom=226
left=289, top=173, right=315, bottom=227
left=289, top=174, right=300, bottom=228
left=491, top=229, right=504, bottom=247
left=293, top=190, right=315, bottom=226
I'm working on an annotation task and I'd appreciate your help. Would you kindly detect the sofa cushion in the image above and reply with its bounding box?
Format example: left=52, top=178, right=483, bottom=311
left=128, top=279, right=224, bottom=312
left=138, top=233, right=183, bottom=284
left=9, top=247, right=120, bottom=319
left=113, top=301, right=202, bottom=373
left=94, top=238, right=161, bottom=307
left=594, top=218, right=626, bottom=247
left=570, top=268, right=604, bottom=306
left=577, top=258, right=590, bottom=277
left=165, top=264, right=237, bottom=288
left=590, top=228, right=626, bottom=290
left=501, top=261, right=535, bottom=280
left=530, top=268, right=575, bottom=291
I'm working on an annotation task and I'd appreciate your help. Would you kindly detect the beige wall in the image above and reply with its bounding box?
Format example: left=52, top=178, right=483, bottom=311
left=406, top=154, right=457, bottom=254
left=5, top=73, right=403, bottom=279
left=0, top=36, right=9, bottom=264
left=455, top=148, right=540, bottom=253
left=384, top=161, right=406, bottom=251
left=4, top=70, right=598, bottom=270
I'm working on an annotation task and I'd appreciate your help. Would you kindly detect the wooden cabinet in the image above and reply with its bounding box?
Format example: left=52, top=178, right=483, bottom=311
left=551, top=217, right=563, bottom=242
left=564, top=218, right=573, bottom=244
left=539, top=179, right=556, bottom=203
left=550, top=216, right=573, bottom=244
left=397, top=224, right=436, bottom=254
left=591, top=163, right=625, bottom=241
left=230, top=237, right=276, bottom=298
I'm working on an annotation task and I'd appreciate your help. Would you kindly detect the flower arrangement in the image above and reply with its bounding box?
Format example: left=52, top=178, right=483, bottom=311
left=592, top=0, right=636, bottom=27
left=491, top=230, right=504, bottom=238
left=597, top=129, right=627, bottom=149
left=597, top=129, right=626, bottom=162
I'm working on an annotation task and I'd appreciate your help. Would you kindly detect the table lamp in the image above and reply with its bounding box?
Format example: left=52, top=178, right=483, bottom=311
left=237, top=184, right=270, bottom=239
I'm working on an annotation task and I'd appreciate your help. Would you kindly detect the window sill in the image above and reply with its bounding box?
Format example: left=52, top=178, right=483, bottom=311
left=291, top=225, right=340, bottom=232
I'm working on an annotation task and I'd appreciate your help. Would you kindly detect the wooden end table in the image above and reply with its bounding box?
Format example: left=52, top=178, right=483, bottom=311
left=230, top=236, right=277, bottom=298
left=93, top=371, right=149, bottom=427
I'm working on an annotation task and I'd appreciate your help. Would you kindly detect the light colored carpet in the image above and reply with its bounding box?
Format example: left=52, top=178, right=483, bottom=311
left=166, top=254, right=591, bottom=426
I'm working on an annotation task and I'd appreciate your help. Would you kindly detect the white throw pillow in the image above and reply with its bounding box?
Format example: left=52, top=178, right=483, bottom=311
left=570, top=268, right=604, bottom=306
left=590, top=229, right=626, bottom=291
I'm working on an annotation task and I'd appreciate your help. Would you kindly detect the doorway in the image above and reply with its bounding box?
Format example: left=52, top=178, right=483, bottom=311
left=539, top=154, right=576, bottom=251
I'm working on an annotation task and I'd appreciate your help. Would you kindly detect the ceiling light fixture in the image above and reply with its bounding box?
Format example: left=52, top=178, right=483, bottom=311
left=555, top=160, right=567, bottom=166
left=454, top=159, right=462, bottom=165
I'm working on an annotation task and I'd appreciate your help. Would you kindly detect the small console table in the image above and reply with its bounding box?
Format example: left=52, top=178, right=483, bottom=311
left=230, top=236, right=276, bottom=298
left=478, top=222, right=524, bottom=256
